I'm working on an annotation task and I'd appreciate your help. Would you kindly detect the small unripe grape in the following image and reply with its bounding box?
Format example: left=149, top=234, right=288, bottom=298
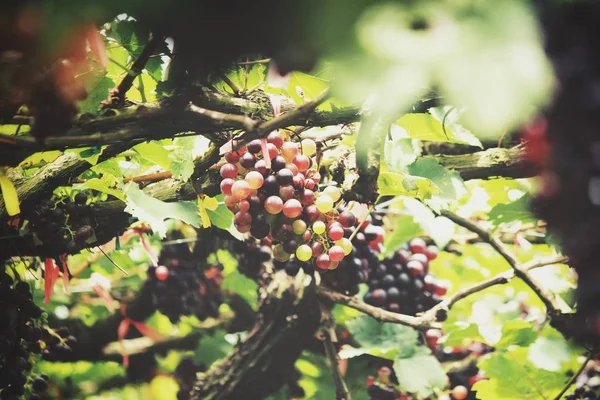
left=245, top=171, right=264, bottom=189
left=224, top=151, right=240, bottom=163
left=296, top=245, right=312, bottom=261
left=328, top=246, right=345, bottom=262
left=220, top=163, right=238, bottom=179
left=231, top=180, right=251, bottom=200
left=293, top=154, right=311, bottom=172
left=267, top=131, right=284, bottom=148
left=283, top=199, right=303, bottom=218
left=335, top=238, right=353, bottom=255
left=220, top=178, right=235, bottom=195
left=323, top=186, right=341, bottom=202
left=264, top=195, right=284, bottom=214
left=327, top=225, right=344, bottom=241
left=282, top=142, right=299, bottom=162
left=301, top=138, right=317, bottom=156
left=315, top=254, right=331, bottom=270
left=315, top=195, right=334, bottom=213
left=313, top=221, right=326, bottom=235
left=273, top=244, right=290, bottom=261
left=292, top=220, right=307, bottom=235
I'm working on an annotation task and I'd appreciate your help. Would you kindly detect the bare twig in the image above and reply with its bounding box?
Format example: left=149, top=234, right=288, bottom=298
left=553, top=347, right=595, bottom=400
left=219, top=72, right=242, bottom=96
left=316, top=286, right=441, bottom=330
left=440, top=210, right=569, bottom=315
left=323, top=330, right=351, bottom=400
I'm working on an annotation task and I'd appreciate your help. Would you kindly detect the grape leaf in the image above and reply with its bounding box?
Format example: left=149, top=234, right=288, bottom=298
left=527, top=337, right=572, bottom=372
left=407, top=158, right=467, bottom=211
left=344, top=315, right=419, bottom=360
left=382, top=214, right=424, bottom=257
left=495, top=320, right=537, bottom=349
left=397, top=112, right=481, bottom=147
left=73, top=177, right=124, bottom=201
left=393, top=352, right=446, bottom=398
left=474, top=348, right=567, bottom=399
left=488, top=193, right=537, bottom=227
left=206, top=202, right=234, bottom=231
left=383, top=136, right=422, bottom=172
left=222, top=270, right=258, bottom=311
left=193, top=330, right=233, bottom=366
left=443, top=322, right=487, bottom=347
left=123, top=183, right=201, bottom=237
left=78, top=75, right=114, bottom=114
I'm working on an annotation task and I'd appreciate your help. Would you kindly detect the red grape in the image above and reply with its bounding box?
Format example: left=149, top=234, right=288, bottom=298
left=409, top=238, right=427, bottom=254
left=224, top=151, right=240, bottom=163
left=328, top=246, right=345, bottom=262
left=231, top=180, right=251, bottom=200
left=424, top=245, right=439, bottom=261
left=303, top=204, right=320, bottom=222
left=293, top=154, right=311, bottom=172
left=425, top=329, right=442, bottom=349
left=300, top=189, right=315, bottom=205
left=155, top=265, right=169, bottom=281
left=452, top=385, right=468, bottom=400
left=247, top=139, right=262, bottom=154
left=282, top=141, right=298, bottom=161
left=235, top=211, right=252, bottom=226
left=267, top=131, right=284, bottom=148
left=238, top=200, right=250, bottom=213
left=240, top=152, right=256, bottom=168
left=424, top=275, right=436, bottom=292
left=292, top=175, right=305, bottom=189
left=286, top=163, right=299, bottom=176
left=410, top=253, right=429, bottom=273
left=267, top=143, right=278, bottom=159
left=310, top=241, right=324, bottom=256
left=220, top=178, right=234, bottom=195
left=279, top=185, right=295, bottom=201
left=220, top=163, right=238, bottom=179
left=276, top=168, right=294, bottom=185
left=264, top=196, right=284, bottom=214
left=407, top=260, right=425, bottom=277
left=315, top=254, right=331, bottom=271
left=271, top=156, right=287, bottom=171
left=433, top=281, right=449, bottom=296
left=338, top=211, right=356, bottom=228
left=245, top=171, right=264, bottom=189
left=254, top=159, right=269, bottom=176
left=283, top=199, right=303, bottom=218
left=327, top=225, right=344, bottom=241
left=304, top=178, right=316, bottom=190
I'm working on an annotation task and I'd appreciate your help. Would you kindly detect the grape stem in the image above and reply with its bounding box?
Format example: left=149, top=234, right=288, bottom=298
left=320, top=305, right=352, bottom=400
left=439, top=210, right=571, bottom=316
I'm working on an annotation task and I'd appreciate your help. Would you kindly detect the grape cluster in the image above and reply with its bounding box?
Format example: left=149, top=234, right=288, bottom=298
left=230, top=239, right=272, bottom=280
left=147, top=242, right=223, bottom=323
left=41, top=327, right=76, bottom=362
left=27, top=374, right=50, bottom=400
left=365, top=367, right=402, bottom=400
left=26, top=193, right=94, bottom=258
left=220, top=132, right=357, bottom=270
left=0, top=272, right=43, bottom=400
left=364, top=238, right=447, bottom=315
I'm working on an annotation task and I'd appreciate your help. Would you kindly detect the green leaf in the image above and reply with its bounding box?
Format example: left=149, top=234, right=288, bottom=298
left=145, top=57, right=164, bottom=82
left=407, top=158, right=467, bottom=210
left=429, top=106, right=483, bottom=147
left=109, top=20, right=149, bottom=57
left=383, top=136, right=422, bottom=172
left=221, top=270, right=258, bottom=311
left=377, top=169, right=410, bottom=197
left=206, top=202, right=234, bottom=231
left=123, top=183, right=201, bottom=237
left=495, top=320, right=537, bottom=349
left=443, top=322, right=487, bottom=347
left=134, top=141, right=171, bottom=170
left=475, top=348, right=567, bottom=399
left=73, top=177, right=124, bottom=201
left=397, top=112, right=481, bottom=147
left=488, top=193, right=537, bottom=227
left=527, top=337, right=572, bottom=372
left=78, top=75, right=114, bottom=114
left=67, top=147, right=102, bottom=165
left=345, top=315, right=419, bottom=360
left=393, top=352, right=446, bottom=397
left=193, top=330, right=233, bottom=367
left=382, top=214, right=423, bottom=256
left=169, top=137, right=196, bottom=181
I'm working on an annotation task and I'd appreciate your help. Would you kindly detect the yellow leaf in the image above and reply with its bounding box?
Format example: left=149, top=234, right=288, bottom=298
left=202, top=195, right=219, bottom=211
left=0, top=173, right=20, bottom=216
left=149, top=375, right=178, bottom=400
left=198, top=195, right=211, bottom=228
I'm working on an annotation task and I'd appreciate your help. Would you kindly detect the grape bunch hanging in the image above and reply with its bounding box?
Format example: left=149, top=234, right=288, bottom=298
left=220, top=132, right=355, bottom=270
left=147, top=240, right=224, bottom=323
left=0, top=272, right=44, bottom=400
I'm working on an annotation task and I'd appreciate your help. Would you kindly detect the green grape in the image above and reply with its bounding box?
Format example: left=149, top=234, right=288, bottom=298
left=296, top=244, right=312, bottom=261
